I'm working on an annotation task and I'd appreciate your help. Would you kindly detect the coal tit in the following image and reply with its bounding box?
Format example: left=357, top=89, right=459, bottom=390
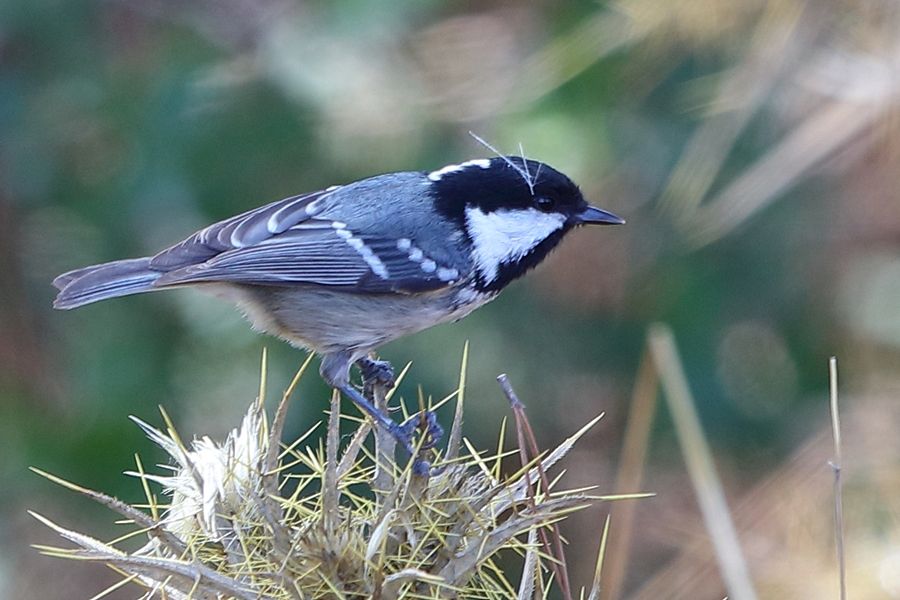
left=53, top=156, right=623, bottom=471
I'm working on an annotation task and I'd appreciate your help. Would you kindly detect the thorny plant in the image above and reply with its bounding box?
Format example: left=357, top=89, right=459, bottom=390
left=32, top=347, right=629, bottom=599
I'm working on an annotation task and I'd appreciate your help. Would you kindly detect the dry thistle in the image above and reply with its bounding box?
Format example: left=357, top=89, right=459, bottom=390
left=32, top=348, right=613, bottom=600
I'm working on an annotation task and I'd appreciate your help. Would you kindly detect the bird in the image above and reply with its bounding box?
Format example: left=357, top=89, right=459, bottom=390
left=53, top=155, right=624, bottom=474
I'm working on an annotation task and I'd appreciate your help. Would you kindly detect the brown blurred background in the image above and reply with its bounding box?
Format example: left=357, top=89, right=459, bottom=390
left=2, top=0, right=900, bottom=597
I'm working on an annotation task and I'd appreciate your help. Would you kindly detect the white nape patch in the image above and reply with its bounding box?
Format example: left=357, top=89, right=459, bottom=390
left=427, top=158, right=491, bottom=182
left=331, top=222, right=388, bottom=279
left=465, top=206, right=565, bottom=283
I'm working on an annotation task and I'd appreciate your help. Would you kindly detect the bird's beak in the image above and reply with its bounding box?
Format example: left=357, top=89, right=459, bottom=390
left=576, top=205, right=625, bottom=225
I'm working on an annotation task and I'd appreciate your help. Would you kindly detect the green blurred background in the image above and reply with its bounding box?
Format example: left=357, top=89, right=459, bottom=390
left=4, top=0, right=900, bottom=598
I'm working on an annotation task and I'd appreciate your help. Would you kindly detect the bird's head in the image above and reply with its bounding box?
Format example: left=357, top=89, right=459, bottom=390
left=428, top=156, right=623, bottom=291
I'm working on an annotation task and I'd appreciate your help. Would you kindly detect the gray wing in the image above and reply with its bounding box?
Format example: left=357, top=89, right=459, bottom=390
left=149, top=190, right=332, bottom=270
left=151, top=189, right=462, bottom=294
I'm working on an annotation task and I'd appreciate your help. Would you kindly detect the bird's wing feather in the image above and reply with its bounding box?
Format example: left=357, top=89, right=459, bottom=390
left=149, top=190, right=333, bottom=270
left=154, top=220, right=458, bottom=294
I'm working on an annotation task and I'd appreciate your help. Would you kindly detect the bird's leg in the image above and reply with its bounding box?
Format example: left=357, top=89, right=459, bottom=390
left=336, top=383, right=433, bottom=476
left=322, top=352, right=442, bottom=476
left=355, top=355, right=443, bottom=453
left=356, top=356, right=444, bottom=453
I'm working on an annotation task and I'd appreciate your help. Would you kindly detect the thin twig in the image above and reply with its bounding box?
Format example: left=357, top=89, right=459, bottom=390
left=266, top=353, right=316, bottom=483
left=829, top=356, right=847, bottom=600
left=371, top=360, right=396, bottom=498
left=30, top=468, right=188, bottom=556
left=516, top=529, right=539, bottom=600
left=322, top=389, right=341, bottom=530
left=497, top=374, right=573, bottom=600
left=587, top=515, right=612, bottom=600
left=372, top=381, right=395, bottom=497
left=265, top=352, right=316, bottom=525
left=446, top=342, right=469, bottom=461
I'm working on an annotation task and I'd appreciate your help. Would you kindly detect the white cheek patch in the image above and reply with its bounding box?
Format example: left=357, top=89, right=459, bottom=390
left=465, top=207, right=565, bottom=283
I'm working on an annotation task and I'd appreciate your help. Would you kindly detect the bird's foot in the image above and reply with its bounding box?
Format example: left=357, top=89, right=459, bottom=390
left=356, top=357, right=395, bottom=389
left=395, top=410, right=445, bottom=476
left=338, top=383, right=444, bottom=476
left=397, top=410, right=444, bottom=451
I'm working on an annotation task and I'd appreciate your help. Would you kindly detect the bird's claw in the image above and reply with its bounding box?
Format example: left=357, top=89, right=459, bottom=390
left=390, top=410, right=445, bottom=476
left=394, top=410, right=443, bottom=449
left=417, top=410, right=444, bottom=451
left=357, top=357, right=395, bottom=389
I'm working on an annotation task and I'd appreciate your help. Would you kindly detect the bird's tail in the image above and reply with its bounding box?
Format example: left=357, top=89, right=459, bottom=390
left=53, top=258, right=161, bottom=309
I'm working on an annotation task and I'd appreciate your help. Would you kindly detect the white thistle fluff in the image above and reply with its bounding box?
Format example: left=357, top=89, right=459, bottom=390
left=131, top=405, right=266, bottom=542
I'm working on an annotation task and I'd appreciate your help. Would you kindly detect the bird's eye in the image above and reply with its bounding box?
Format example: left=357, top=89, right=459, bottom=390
left=535, top=197, right=556, bottom=213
